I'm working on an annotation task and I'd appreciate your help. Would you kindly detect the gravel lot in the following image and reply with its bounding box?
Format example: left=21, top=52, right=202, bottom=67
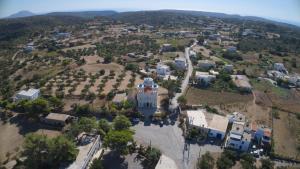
left=132, top=121, right=223, bottom=169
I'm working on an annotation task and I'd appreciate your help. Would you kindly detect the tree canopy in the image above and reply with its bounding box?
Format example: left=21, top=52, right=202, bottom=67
left=113, top=115, right=132, bottom=130
left=240, top=153, right=256, bottom=169
left=98, top=118, right=111, bottom=133
left=22, top=133, right=78, bottom=169
left=196, top=152, right=215, bottom=169
left=103, top=130, right=134, bottom=155
left=216, top=150, right=237, bottom=169
left=142, top=146, right=161, bottom=169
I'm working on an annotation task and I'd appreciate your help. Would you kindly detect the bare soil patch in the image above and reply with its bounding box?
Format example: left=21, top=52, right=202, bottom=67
left=0, top=121, right=24, bottom=163
left=77, top=63, right=123, bottom=74
left=118, top=71, right=132, bottom=91
left=83, top=55, right=103, bottom=64
left=134, top=74, right=144, bottom=87
left=0, top=115, right=63, bottom=163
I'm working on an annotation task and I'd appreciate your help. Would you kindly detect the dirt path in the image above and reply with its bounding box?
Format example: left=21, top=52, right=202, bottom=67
left=12, top=50, right=21, bottom=60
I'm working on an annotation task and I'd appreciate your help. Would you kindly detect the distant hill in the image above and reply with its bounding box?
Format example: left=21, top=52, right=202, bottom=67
left=7, top=10, right=35, bottom=18
left=2, top=9, right=299, bottom=29
left=109, top=10, right=299, bottom=29
left=46, top=10, right=118, bottom=18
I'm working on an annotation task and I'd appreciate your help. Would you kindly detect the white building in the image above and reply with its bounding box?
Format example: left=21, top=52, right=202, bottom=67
left=273, top=63, right=288, bottom=74
left=231, top=75, right=252, bottom=92
left=187, top=109, right=229, bottom=140
left=227, top=112, right=246, bottom=124
left=189, top=50, right=197, bottom=58
left=267, top=70, right=287, bottom=81
left=174, top=57, right=187, bottom=70
left=163, top=75, right=178, bottom=81
left=198, top=60, right=216, bottom=70
left=226, top=121, right=252, bottom=152
left=224, top=64, right=234, bottom=73
left=195, top=71, right=216, bottom=86
left=15, top=88, right=40, bottom=101
left=137, top=78, right=158, bottom=108
left=288, top=75, right=300, bottom=87
left=161, top=44, right=173, bottom=52
left=156, top=64, right=170, bottom=76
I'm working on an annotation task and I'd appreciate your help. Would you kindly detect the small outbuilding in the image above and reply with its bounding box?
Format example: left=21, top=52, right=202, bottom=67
left=195, top=71, right=216, bottom=86
left=43, top=113, right=71, bottom=126
left=197, top=60, right=216, bottom=70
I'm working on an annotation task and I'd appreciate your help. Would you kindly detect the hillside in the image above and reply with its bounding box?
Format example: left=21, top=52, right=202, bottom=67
left=6, top=10, right=35, bottom=19
left=0, top=15, right=86, bottom=48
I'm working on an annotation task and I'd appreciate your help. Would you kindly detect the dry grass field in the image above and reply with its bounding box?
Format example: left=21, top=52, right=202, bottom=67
left=159, top=52, right=184, bottom=61
left=77, top=63, right=124, bottom=74
left=83, top=55, right=103, bottom=64
left=185, top=87, right=273, bottom=125
left=185, top=87, right=253, bottom=106
left=62, top=44, right=96, bottom=52
left=0, top=121, right=24, bottom=163
left=251, top=79, right=300, bottom=113
left=273, top=110, right=300, bottom=161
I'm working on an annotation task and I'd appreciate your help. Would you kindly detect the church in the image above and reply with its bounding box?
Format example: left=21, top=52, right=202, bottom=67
left=137, top=78, right=158, bottom=108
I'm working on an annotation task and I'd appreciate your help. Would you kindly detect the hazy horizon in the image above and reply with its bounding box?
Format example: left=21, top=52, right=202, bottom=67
left=0, top=0, right=299, bottom=26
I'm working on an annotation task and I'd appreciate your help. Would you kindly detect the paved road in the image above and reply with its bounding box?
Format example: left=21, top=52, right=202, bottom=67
left=132, top=122, right=222, bottom=169
left=169, top=42, right=196, bottom=111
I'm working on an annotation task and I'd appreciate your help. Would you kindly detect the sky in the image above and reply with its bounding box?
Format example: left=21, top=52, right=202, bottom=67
left=0, top=0, right=300, bottom=24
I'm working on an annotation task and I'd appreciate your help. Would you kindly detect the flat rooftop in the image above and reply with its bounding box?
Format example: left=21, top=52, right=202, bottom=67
left=187, top=110, right=208, bottom=128
left=18, top=88, right=39, bottom=96
left=187, top=109, right=229, bottom=133
left=45, top=113, right=70, bottom=121
left=112, top=93, right=127, bottom=103
left=195, top=71, right=209, bottom=76
left=198, top=60, right=216, bottom=64
left=231, top=75, right=252, bottom=89
left=231, top=121, right=245, bottom=135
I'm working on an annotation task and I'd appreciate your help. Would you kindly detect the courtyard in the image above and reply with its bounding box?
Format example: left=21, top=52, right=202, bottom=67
left=131, top=120, right=223, bottom=169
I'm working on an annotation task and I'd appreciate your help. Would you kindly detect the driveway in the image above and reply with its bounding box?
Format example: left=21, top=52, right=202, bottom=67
left=132, top=121, right=222, bottom=169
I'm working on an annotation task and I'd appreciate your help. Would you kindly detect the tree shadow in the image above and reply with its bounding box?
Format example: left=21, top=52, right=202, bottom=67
left=8, top=114, right=62, bottom=136
left=102, top=152, right=128, bottom=169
